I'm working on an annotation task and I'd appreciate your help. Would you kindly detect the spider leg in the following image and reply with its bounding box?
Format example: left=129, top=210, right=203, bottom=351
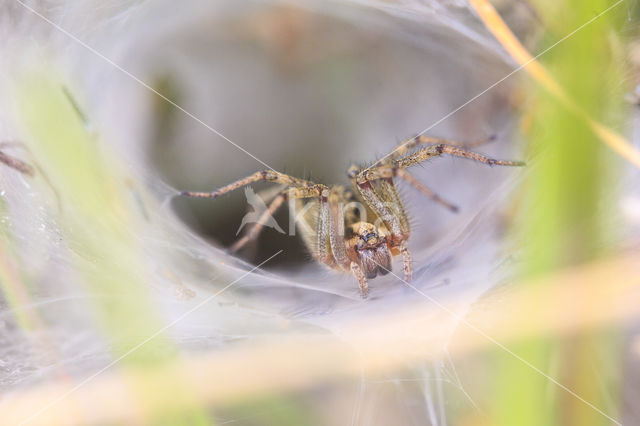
left=315, top=192, right=333, bottom=267
left=316, top=187, right=371, bottom=297
left=368, top=134, right=498, bottom=170
left=313, top=187, right=354, bottom=269
left=229, top=193, right=286, bottom=253
left=181, top=170, right=316, bottom=199
left=358, top=144, right=524, bottom=185
left=395, top=144, right=525, bottom=170
left=327, top=188, right=350, bottom=270
left=350, top=261, right=369, bottom=298
left=354, top=177, right=409, bottom=247
left=353, top=144, right=522, bottom=221
left=395, top=169, right=458, bottom=213
left=400, top=240, right=412, bottom=283
left=229, top=186, right=329, bottom=253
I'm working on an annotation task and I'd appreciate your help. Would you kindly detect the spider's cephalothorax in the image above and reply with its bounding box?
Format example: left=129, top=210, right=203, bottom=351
left=181, top=135, right=524, bottom=298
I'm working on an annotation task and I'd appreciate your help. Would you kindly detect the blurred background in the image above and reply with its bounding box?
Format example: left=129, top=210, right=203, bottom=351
left=0, top=0, right=639, bottom=425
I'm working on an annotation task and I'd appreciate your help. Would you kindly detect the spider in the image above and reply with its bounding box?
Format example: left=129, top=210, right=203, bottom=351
left=181, top=135, right=524, bottom=298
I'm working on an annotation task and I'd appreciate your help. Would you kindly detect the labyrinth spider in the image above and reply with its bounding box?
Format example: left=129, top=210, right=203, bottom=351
left=182, top=135, right=524, bottom=298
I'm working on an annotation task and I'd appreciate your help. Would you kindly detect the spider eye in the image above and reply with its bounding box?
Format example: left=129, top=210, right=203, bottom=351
left=364, top=232, right=377, bottom=242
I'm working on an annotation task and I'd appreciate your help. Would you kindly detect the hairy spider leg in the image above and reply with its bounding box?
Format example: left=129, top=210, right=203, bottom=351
left=181, top=170, right=317, bottom=199
left=314, top=187, right=369, bottom=295
left=358, top=143, right=525, bottom=184
left=395, top=169, right=458, bottom=213
left=327, top=188, right=350, bottom=270
left=349, top=134, right=503, bottom=213
left=230, top=185, right=330, bottom=252
left=314, top=192, right=333, bottom=267
left=229, top=192, right=287, bottom=253
left=350, top=261, right=368, bottom=298
left=399, top=240, right=412, bottom=283
left=367, top=134, right=498, bottom=171
left=182, top=169, right=332, bottom=252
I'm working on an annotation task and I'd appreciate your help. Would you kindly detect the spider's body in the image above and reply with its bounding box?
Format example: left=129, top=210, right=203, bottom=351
left=182, top=135, right=524, bottom=297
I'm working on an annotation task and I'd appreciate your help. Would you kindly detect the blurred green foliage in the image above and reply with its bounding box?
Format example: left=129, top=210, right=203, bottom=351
left=492, top=0, right=628, bottom=425
left=17, top=74, right=212, bottom=425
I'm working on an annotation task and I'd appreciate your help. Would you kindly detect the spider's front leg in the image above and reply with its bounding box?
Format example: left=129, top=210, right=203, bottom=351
left=356, top=140, right=525, bottom=213
left=350, top=261, right=369, bottom=298
left=181, top=169, right=327, bottom=252
left=229, top=185, right=329, bottom=253
left=351, top=162, right=459, bottom=213
left=181, top=169, right=314, bottom=199
left=366, top=134, right=498, bottom=171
